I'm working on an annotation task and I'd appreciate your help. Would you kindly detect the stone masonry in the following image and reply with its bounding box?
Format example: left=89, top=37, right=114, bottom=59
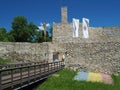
left=53, top=7, right=120, bottom=74
left=0, top=7, right=120, bottom=74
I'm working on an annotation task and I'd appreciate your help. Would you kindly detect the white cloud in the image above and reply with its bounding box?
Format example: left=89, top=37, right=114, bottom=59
left=38, top=23, right=50, bottom=31
left=38, top=26, right=44, bottom=30
left=46, top=23, right=50, bottom=27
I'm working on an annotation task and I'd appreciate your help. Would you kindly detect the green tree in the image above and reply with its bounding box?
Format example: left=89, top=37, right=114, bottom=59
left=33, top=30, right=51, bottom=43
left=7, top=30, right=15, bottom=42
left=35, top=30, right=44, bottom=43
left=47, top=27, right=53, bottom=42
left=12, top=16, right=28, bottom=42
left=0, top=27, right=8, bottom=41
left=49, top=27, right=53, bottom=38
left=11, top=16, right=38, bottom=42
left=28, top=22, right=38, bottom=42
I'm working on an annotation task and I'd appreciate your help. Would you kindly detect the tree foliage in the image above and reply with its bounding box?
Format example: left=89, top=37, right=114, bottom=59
left=0, top=16, right=52, bottom=43
left=49, top=27, right=53, bottom=38
left=0, top=27, right=8, bottom=41
left=11, top=16, right=35, bottom=42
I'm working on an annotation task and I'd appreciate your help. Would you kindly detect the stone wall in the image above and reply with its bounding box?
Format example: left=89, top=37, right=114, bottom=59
left=52, top=23, right=120, bottom=74
left=53, top=23, right=120, bottom=43
left=0, top=42, right=65, bottom=63
left=53, top=7, right=120, bottom=43
left=52, top=7, right=120, bottom=74
left=0, top=41, right=120, bottom=74
left=0, top=42, right=49, bottom=62
left=64, top=42, right=120, bottom=74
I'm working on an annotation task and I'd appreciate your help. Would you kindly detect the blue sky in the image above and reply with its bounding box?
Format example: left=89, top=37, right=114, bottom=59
left=0, top=0, right=120, bottom=31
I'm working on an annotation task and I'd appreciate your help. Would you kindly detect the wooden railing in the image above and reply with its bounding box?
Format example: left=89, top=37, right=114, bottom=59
left=0, top=61, right=48, bottom=69
left=0, top=61, right=64, bottom=90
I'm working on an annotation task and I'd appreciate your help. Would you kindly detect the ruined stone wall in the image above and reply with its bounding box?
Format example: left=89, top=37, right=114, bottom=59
left=0, top=42, right=66, bottom=63
left=50, top=41, right=120, bottom=74
left=53, top=23, right=83, bottom=43
left=0, top=40, right=120, bottom=74
left=52, top=19, right=120, bottom=74
left=0, top=42, right=49, bottom=62
left=53, top=7, right=120, bottom=43
left=53, top=23, right=120, bottom=43
left=64, top=42, right=120, bottom=74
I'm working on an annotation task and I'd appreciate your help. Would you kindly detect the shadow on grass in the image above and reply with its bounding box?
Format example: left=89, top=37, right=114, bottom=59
left=19, top=79, right=47, bottom=90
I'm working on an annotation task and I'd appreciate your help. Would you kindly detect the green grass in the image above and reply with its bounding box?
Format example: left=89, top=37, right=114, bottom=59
left=0, top=58, right=12, bottom=64
left=35, top=69, right=120, bottom=90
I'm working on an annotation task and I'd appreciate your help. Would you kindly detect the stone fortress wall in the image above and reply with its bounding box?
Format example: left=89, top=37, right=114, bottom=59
left=53, top=7, right=120, bottom=74
left=0, top=7, right=120, bottom=74
left=0, top=42, right=49, bottom=62
left=53, top=7, right=120, bottom=43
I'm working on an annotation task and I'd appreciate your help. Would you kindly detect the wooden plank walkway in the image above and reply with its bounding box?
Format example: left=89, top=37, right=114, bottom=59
left=0, top=61, right=64, bottom=90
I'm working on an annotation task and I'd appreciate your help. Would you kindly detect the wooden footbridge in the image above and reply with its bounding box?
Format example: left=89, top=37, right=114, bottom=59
left=0, top=61, right=64, bottom=90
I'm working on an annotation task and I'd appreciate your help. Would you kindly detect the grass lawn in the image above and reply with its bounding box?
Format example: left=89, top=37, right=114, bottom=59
left=35, top=69, right=120, bottom=90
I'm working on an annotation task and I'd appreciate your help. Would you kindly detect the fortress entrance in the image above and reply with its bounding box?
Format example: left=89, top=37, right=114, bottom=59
left=53, top=52, right=59, bottom=62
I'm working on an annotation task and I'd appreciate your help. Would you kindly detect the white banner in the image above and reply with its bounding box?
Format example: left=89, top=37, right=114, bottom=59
left=82, top=18, right=89, bottom=38
left=73, top=18, right=79, bottom=37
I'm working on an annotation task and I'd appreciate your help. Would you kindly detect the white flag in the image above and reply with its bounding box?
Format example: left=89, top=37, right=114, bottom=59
left=73, top=18, right=79, bottom=37
left=82, top=18, right=89, bottom=38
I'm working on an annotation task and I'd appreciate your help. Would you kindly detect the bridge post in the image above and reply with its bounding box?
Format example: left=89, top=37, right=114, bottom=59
left=59, top=62, right=60, bottom=69
left=0, top=71, right=2, bottom=90
left=28, top=66, right=30, bottom=84
left=11, top=69, right=14, bottom=89
left=47, top=63, right=49, bottom=74
left=43, top=64, right=45, bottom=74
left=34, top=65, right=37, bottom=81
left=39, top=64, right=41, bottom=77
left=57, top=62, right=58, bottom=70
left=20, top=68, right=23, bottom=86
left=54, top=62, right=55, bottom=70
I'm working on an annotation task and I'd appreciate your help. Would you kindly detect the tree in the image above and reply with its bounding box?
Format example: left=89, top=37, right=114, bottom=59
left=11, top=16, right=28, bottom=42
left=11, top=16, right=38, bottom=42
left=0, top=27, right=8, bottom=41
left=7, top=30, right=15, bottom=42
left=49, top=27, right=53, bottom=38
left=28, top=22, right=38, bottom=42
left=35, top=30, right=44, bottom=43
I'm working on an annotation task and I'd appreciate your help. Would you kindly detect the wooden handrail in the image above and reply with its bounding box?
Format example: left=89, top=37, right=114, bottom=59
left=0, top=61, right=64, bottom=90
left=0, top=61, right=48, bottom=69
